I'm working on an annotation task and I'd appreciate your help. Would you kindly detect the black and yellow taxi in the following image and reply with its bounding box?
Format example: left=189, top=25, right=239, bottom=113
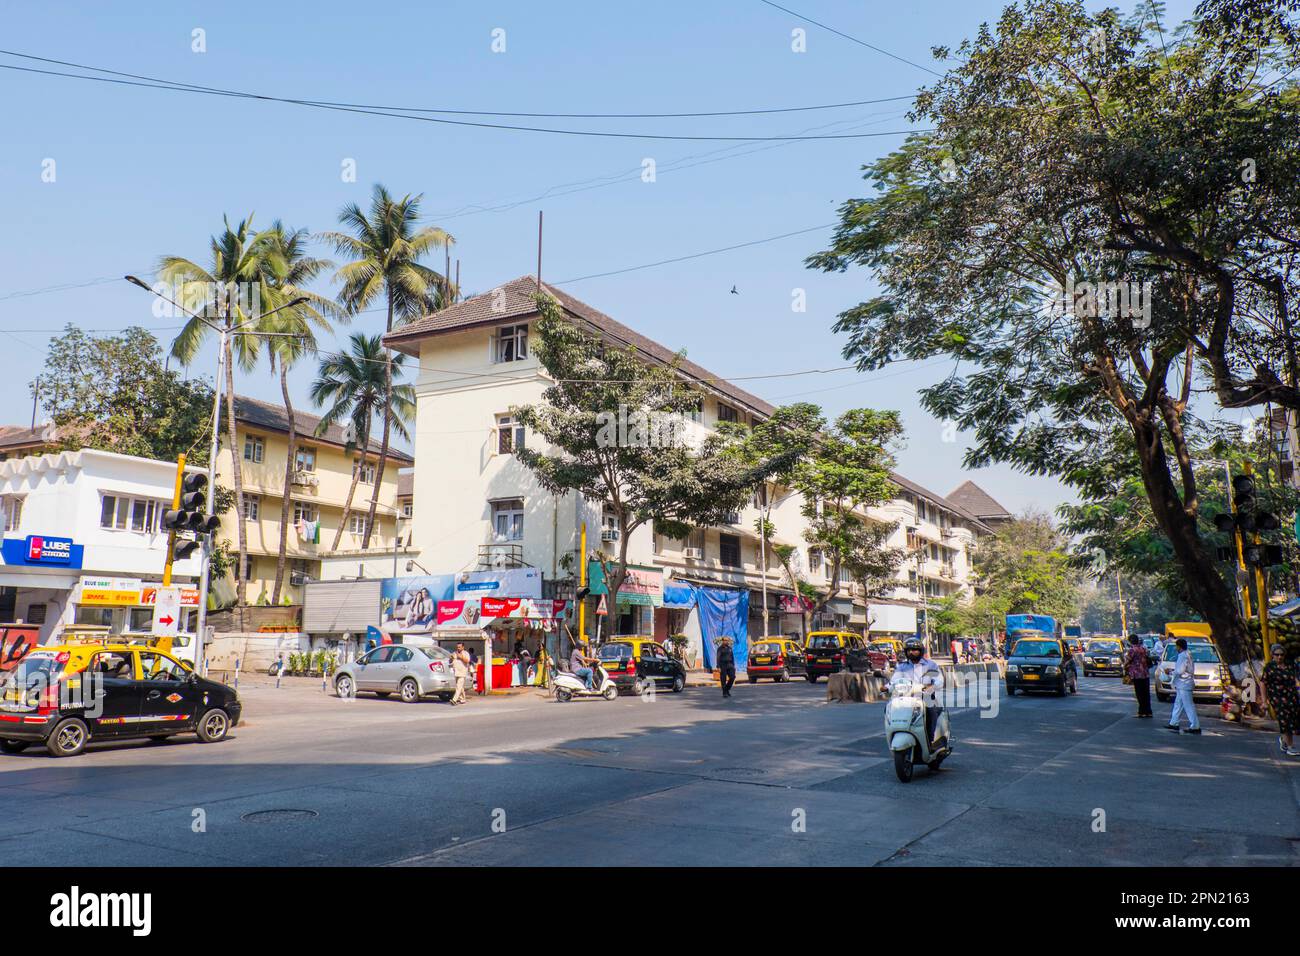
left=0, top=638, right=240, bottom=757
left=803, top=630, right=871, bottom=683
left=746, top=637, right=807, bottom=682
left=595, top=637, right=687, bottom=695
left=1005, top=635, right=1079, bottom=696
left=1082, top=638, right=1125, bottom=677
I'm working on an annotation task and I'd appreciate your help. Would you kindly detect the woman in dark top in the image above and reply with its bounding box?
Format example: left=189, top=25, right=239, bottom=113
left=1263, top=644, right=1300, bottom=756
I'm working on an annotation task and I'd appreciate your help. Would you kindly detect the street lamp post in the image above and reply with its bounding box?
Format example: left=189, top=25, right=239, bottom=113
left=124, top=276, right=306, bottom=668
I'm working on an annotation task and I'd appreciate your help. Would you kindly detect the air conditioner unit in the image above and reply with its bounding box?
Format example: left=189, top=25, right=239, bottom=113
left=683, top=547, right=703, bottom=560
left=725, top=512, right=742, bottom=525
left=600, top=529, right=620, bottom=542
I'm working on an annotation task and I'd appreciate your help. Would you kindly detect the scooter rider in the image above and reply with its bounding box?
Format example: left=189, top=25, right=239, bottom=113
left=894, top=638, right=944, bottom=747
left=569, top=641, right=596, bottom=690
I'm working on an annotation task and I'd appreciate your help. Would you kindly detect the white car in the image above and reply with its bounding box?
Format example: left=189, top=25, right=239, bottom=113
left=1154, top=642, right=1223, bottom=703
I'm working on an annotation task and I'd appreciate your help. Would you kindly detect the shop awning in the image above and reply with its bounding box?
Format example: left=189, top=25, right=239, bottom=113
left=435, top=597, right=567, bottom=627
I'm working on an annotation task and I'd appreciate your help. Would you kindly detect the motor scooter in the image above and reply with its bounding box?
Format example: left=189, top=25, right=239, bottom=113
left=884, top=675, right=953, bottom=782
left=552, top=661, right=619, bottom=702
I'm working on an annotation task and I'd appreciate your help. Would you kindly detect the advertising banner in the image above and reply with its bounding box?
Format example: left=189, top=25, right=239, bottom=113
left=77, top=577, right=143, bottom=607
left=586, top=562, right=663, bottom=607
left=435, top=598, right=568, bottom=627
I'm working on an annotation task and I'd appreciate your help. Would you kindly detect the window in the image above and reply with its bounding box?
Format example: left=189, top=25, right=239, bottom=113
left=89, top=650, right=133, bottom=680
left=243, top=435, right=264, bottom=463
left=807, top=548, right=823, bottom=576
left=2, top=495, right=22, bottom=533
left=354, top=459, right=376, bottom=484
left=688, top=529, right=705, bottom=553
left=716, top=402, right=740, bottom=424
left=243, top=496, right=260, bottom=521
left=99, top=494, right=161, bottom=534
left=401, top=500, right=413, bottom=518
left=390, top=647, right=414, bottom=663
left=243, top=556, right=256, bottom=579
left=719, top=533, right=741, bottom=568
left=491, top=498, right=524, bottom=541
left=139, top=651, right=186, bottom=682
left=348, top=514, right=369, bottom=536
left=687, top=398, right=703, bottom=423
left=295, top=447, right=316, bottom=472
left=293, top=501, right=317, bottom=524
left=492, top=324, right=529, bottom=363
left=496, top=414, right=525, bottom=455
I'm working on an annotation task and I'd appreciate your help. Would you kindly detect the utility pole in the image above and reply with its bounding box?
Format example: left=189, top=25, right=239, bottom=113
left=1116, top=571, right=1128, bottom=636
left=578, top=521, right=587, bottom=643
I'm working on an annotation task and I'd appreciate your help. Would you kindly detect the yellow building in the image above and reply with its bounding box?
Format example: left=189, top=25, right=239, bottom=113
left=214, top=396, right=412, bottom=604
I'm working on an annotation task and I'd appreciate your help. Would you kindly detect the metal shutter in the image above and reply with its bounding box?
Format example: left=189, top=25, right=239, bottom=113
left=303, top=579, right=382, bottom=634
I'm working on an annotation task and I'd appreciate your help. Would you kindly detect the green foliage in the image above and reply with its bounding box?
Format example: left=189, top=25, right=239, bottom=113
left=971, top=512, right=1082, bottom=623
left=311, top=333, right=415, bottom=446
left=40, top=325, right=213, bottom=462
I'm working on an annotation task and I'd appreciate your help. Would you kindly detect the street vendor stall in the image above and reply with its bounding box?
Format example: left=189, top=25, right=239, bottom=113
left=433, top=597, right=568, bottom=692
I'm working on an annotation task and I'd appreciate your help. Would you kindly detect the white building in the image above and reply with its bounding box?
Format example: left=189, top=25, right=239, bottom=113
left=0, top=449, right=202, bottom=643
left=385, top=276, right=993, bottom=657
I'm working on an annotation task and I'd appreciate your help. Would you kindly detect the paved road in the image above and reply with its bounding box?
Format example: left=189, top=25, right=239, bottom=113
left=2, top=672, right=1297, bottom=866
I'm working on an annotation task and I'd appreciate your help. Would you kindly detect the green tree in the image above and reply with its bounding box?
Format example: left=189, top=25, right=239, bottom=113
left=39, top=325, right=212, bottom=461
left=310, top=333, right=415, bottom=552
left=514, top=294, right=765, bottom=612
left=324, top=184, right=453, bottom=550
left=258, top=223, right=343, bottom=603
left=970, top=512, right=1082, bottom=623
left=160, top=213, right=275, bottom=614
left=807, top=0, right=1300, bottom=665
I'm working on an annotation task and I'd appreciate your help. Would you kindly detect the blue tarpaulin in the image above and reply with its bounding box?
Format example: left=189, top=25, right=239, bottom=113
left=697, top=586, right=749, bottom=670
left=663, top=583, right=697, bottom=609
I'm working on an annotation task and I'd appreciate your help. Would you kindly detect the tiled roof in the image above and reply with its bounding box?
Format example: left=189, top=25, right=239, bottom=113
left=946, top=480, right=1013, bottom=522
left=396, top=470, right=413, bottom=498
left=232, top=395, right=414, bottom=464
left=0, top=424, right=55, bottom=450
left=383, top=275, right=776, bottom=418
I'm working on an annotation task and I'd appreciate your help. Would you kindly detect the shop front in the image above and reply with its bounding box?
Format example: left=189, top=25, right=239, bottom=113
left=434, top=596, right=569, bottom=691
left=585, top=562, right=663, bottom=639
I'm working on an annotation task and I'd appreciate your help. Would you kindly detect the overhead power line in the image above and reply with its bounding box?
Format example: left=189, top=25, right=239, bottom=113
left=756, top=0, right=946, bottom=77
left=0, top=53, right=928, bottom=142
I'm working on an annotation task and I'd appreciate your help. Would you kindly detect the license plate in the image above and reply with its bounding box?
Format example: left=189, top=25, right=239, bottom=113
left=754, top=657, right=771, bottom=664
left=1022, top=674, right=1040, bottom=681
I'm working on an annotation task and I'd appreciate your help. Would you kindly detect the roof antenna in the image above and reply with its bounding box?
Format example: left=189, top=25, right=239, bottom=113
left=536, top=210, right=543, bottom=291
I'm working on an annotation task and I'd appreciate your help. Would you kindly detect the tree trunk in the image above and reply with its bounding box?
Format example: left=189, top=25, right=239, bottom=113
left=272, top=360, right=296, bottom=605
left=1131, top=414, right=1250, bottom=666
left=223, top=326, right=248, bottom=631
left=331, top=433, right=368, bottom=553
left=362, top=294, right=394, bottom=550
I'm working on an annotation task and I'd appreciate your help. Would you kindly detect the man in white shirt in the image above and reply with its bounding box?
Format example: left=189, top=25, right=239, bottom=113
left=1166, top=638, right=1201, bottom=734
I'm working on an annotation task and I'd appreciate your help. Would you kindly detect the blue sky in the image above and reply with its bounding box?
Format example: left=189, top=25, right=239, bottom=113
left=0, top=0, right=1207, bottom=514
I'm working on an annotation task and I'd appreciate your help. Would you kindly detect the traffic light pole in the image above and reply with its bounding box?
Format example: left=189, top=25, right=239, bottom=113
left=163, top=454, right=187, bottom=587
left=194, top=325, right=228, bottom=674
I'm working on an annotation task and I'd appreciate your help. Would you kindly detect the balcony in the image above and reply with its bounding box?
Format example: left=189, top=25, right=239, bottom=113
left=478, top=542, right=524, bottom=569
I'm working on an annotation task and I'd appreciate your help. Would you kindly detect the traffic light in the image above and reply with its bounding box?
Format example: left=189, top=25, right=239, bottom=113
left=1216, top=470, right=1285, bottom=567
left=162, top=457, right=223, bottom=584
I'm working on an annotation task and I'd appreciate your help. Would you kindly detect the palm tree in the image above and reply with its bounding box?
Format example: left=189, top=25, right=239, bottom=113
left=160, top=214, right=275, bottom=620
left=322, top=184, right=453, bottom=550
left=257, top=223, right=344, bottom=604
left=311, top=333, right=416, bottom=552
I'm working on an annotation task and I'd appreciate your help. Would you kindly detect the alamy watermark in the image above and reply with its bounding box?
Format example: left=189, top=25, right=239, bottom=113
left=595, top=405, right=690, bottom=449
left=1040, top=274, right=1153, bottom=328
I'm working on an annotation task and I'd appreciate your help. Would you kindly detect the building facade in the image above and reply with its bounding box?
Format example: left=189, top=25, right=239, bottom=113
left=214, top=396, right=412, bottom=604
left=0, top=449, right=202, bottom=643
left=386, top=276, right=992, bottom=657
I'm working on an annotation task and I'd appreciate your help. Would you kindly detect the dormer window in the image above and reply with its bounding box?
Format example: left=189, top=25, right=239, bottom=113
left=492, top=324, right=529, bottom=363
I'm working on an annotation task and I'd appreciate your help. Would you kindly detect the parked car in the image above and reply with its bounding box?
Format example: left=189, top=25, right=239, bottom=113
left=1082, top=639, right=1125, bottom=677
left=865, top=641, right=897, bottom=677
left=747, top=638, right=807, bottom=682
left=333, top=643, right=456, bottom=702
left=1005, top=636, right=1078, bottom=696
left=0, top=641, right=240, bottom=757
left=803, top=631, right=871, bottom=682
left=1154, top=642, right=1225, bottom=703
left=596, top=638, right=686, bottom=694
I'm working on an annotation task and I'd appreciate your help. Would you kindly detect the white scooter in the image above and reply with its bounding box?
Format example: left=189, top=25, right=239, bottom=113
left=553, top=662, right=619, bottom=702
left=885, top=676, right=952, bottom=782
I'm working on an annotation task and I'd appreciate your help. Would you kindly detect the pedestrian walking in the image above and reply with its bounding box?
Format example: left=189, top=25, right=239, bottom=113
left=1166, top=638, right=1201, bottom=734
left=1262, top=644, right=1300, bottom=755
left=716, top=637, right=736, bottom=698
left=1125, top=634, right=1153, bottom=718
left=450, top=642, right=472, bottom=705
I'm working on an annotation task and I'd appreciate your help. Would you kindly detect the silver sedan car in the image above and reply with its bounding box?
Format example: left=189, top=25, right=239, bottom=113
left=1154, top=642, right=1224, bottom=702
left=334, top=644, right=457, bottom=703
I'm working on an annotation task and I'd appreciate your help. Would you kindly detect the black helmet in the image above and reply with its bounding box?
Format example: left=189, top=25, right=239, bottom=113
left=903, top=638, right=924, bottom=655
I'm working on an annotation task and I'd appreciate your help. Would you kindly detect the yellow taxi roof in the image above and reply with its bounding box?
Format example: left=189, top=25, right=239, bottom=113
left=1165, top=622, right=1212, bottom=638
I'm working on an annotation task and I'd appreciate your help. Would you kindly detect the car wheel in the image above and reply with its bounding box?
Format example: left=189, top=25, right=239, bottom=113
left=1069, top=675, right=1078, bottom=694
left=806, top=673, right=818, bottom=683
left=602, top=684, right=618, bottom=701
left=893, top=748, right=914, bottom=783
left=47, top=718, right=88, bottom=758
left=633, top=678, right=651, bottom=696
left=671, top=675, right=685, bottom=693
left=780, top=667, right=790, bottom=682
left=1056, top=678, right=1068, bottom=696
left=556, top=688, right=572, bottom=702
left=748, top=675, right=758, bottom=683
left=400, top=678, right=420, bottom=703
left=0, top=739, right=29, bottom=754
left=196, top=708, right=230, bottom=743
left=335, top=675, right=355, bottom=698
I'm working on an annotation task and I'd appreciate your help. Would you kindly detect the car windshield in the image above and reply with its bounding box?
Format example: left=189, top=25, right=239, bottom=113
left=752, top=643, right=782, bottom=655
left=1087, top=642, right=1121, bottom=653
left=598, top=644, right=632, bottom=660
left=868, top=643, right=892, bottom=652
left=419, top=645, right=452, bottom=660
left=807, top=635, right=843, bottom=649
left=1012, top=640, right=1060, bottom=658
left=1163, top=645, right=1220, bottom=663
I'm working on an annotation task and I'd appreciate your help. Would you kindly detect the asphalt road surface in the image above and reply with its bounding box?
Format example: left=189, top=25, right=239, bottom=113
left=3, top=671, right=1297, bottom=866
